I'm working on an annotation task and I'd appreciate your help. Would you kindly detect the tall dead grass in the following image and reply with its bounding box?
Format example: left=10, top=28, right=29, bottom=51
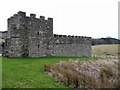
left=44, top=60, right=119, bottom=88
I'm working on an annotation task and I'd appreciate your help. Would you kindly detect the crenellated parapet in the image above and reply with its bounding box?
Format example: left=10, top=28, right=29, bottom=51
left=53, top=34, right=91, bottom=44
left=8, top=11, right=53, bottom=25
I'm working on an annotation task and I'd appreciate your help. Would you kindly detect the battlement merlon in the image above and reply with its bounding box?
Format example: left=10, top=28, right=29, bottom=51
left=17, top=11, right=26, bottom=17
left=40, top=16, right=45, bottom=20
left=30, top=13, right=36, bottom=18
left=48, top=17, right=53, bottom=21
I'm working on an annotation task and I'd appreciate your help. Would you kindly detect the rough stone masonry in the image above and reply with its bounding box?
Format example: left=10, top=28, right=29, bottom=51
left=3, top=11, right=92, bottom=57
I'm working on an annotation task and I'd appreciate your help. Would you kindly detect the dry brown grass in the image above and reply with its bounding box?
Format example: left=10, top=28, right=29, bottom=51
left=92, top=44, right=120, bottom=58
left=45, top=59, right=119, bottom=88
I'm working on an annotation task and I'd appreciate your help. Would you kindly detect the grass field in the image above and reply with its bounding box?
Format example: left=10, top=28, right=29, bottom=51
left=92, top=44, right=119, bottom=56
left=2, top=56, right=100, bottom=88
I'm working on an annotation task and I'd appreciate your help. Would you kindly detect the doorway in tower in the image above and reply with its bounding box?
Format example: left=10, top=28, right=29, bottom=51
left=22, top=49, right=29, bottom=57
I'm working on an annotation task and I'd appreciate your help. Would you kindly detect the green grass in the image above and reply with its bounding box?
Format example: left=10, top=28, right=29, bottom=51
left=2, top=56, right=100, bottom=88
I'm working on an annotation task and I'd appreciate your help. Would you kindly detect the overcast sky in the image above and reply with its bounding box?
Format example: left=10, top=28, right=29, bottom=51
left=0, top=0, right=119, bottom=39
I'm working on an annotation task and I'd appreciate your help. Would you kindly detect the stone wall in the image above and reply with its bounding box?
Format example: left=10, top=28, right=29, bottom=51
left=3, top=11, right=92, bottom=57
left=51, top=34, right=91, bottom=57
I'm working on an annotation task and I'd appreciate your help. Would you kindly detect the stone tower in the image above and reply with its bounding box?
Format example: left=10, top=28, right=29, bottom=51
left=3, top=11, right=92, bottom=57
left=4, top=11, right=53, bottom=57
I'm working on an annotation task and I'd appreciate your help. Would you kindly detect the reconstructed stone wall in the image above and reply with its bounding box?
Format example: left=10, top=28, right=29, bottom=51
left=51, top=34, right=91, bottom=57
left=3, top=11, right=91, bottom=57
